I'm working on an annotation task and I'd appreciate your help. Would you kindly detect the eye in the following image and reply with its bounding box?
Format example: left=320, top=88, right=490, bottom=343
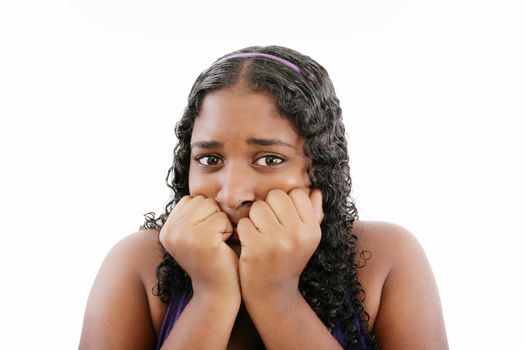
left=254, top=155, right=285, bottom=167
left=195, top=155, right=223, bottom=166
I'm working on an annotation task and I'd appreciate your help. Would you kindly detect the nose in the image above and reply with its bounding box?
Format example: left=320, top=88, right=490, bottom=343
left=215, top=161, right=256, bottom=211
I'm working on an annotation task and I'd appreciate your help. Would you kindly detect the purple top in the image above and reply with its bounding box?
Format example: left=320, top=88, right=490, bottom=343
left=155, top=289, right=368, bottom=349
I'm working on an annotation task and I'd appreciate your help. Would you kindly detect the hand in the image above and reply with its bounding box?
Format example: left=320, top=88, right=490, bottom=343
left=236, top=188, right=324, bottom=301
left=159, top=195, right=240, bottom=298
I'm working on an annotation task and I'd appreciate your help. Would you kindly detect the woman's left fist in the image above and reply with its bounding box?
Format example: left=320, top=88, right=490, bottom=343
left=236, top=188, right=323, bottom=300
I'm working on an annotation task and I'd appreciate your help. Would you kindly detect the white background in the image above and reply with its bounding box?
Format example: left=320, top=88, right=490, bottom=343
left=1, top=0, right=524, bottom=348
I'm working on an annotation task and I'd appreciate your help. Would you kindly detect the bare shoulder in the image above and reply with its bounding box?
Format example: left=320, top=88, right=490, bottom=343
left=351, top=221, right=418, bottom=326
left=96, top=229, right=164, bottom=303
left=353, top=220, right=418, bottom=254
left=111, top=228, right=164, bottom=279
left=79, top=229, right=167, bottom=350
left=353, top=220, right=424, bottom=274
left=353, top=220, right=448, bottom=349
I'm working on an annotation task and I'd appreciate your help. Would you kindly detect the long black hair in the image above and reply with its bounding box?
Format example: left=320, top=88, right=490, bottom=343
left=141, top=45, right=378, bottom=349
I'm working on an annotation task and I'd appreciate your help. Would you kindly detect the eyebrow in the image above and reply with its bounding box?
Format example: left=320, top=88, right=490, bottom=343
left=190, top=138, right=296, bottom=149
left=190, top=140, right=221, bottom=149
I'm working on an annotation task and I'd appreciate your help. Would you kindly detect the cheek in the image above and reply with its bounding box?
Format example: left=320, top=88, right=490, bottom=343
left=281, top=161, right=311, bottom=189
left=188, top=168, right=217, bottom=197
left=256, top=170, right=311, bottom=198
left=281, top=172, right=310, bottom=188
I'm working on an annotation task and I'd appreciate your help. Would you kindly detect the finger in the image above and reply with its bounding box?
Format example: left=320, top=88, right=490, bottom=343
left=220, top=212, right=234, bottom=241
left=198, top=211, right=233, bottom=241
left=309, top=188, right=324, bottom=224
left=166, top=195, right=192, bottom=222
left=288, top=188, right=318, bottom=226
left=236, top=217, right=261, bottom=248
left=248, top=200, right=280, bottom=234
left=175, top=195, right=206, bottom=221
left=265, top=189, right=300, bottom=227
left=189, top=197, right=221, bottom=225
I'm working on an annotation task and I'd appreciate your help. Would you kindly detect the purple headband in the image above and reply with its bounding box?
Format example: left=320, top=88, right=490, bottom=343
left=215, top=52, right=302, bottom=74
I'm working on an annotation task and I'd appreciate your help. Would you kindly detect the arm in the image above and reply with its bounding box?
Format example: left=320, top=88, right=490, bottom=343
left=238, top=188, right=341, bottom=349
left=79, top=231, right=158, bottom=350
left=243, top=289, right=343, bottom=350
left=79, top=225, right=241, bottom=350
left=373, top=224, right=448, bottom=349
left=158, top=195, right=242, bottom=349
left=160, top=291, right=240, bottom=350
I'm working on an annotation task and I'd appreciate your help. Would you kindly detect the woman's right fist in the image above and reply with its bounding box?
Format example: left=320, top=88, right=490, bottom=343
left=159, top=195, right=240, bottom=297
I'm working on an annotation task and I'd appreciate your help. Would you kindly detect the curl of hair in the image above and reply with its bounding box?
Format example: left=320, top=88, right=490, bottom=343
left=140, top=45, right=378, bottom=349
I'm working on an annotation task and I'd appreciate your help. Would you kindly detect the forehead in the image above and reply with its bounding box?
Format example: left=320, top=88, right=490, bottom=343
left=191, top=86, right=301, bottom=144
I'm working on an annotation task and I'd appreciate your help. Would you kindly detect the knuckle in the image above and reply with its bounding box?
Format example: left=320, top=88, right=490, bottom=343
left=292, top=226, right=320, bottom=247
left=181, top=195, right=193, bottom=201
left=250, top=200, right=265, bottom=213
left=215, top=211, right=227, bottom=220
left=266, top=188, right=284, bottom=202
left=238, top=217, right=248, bottom=226
left=275, top=238, right=294, bottom=254
left=302, top=233, right=317, bottom=247
left=171, top=196, right=191, bottom=215
left=275, top=237, right=297, bottom=253
left=177, top=195, right=191, bottom=206
left=238, top=217, right=251, bottom=229
left=206, top=211, right=222, bottom=225
left=202, top=196, right=216, bottom=206
left=203, top=198, right=220, bottom=213
left=289, top=187, right=303, bottom=197
left=160, top=222, right=201, bottom=249
left=182, top=195, right=198, bottom=206
left=290, top=188, right=308, bottom=202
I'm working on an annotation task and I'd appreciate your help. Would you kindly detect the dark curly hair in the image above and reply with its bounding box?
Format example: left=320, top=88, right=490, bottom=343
left=141, top=45, right=378, bottom=349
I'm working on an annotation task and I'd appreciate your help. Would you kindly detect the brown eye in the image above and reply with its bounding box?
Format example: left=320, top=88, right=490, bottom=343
left=254, top=155, right=285, bottom=167
left=196, top=155, right=222, bottom=166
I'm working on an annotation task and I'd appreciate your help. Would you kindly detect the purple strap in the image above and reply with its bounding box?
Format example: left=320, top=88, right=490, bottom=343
left=215, top=52, right=302, bottom=74
left=155, top=290, right=192, bottom=350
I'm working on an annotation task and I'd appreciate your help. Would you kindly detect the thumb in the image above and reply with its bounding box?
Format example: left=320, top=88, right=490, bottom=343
left=309, top=188, right=324, bottom=224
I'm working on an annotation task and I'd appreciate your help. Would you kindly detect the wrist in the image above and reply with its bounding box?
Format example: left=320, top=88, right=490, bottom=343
left=242, top=282, right=302, bottom=308
left=243, top=287, right=305, bottom=328
left=193, top=285, right=242, bottom=307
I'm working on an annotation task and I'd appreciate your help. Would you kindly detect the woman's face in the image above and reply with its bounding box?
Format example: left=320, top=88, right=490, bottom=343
left=189, top=84, right=311, bottom=227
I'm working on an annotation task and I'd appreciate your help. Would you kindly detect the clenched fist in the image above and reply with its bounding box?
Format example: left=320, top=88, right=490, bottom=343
left=236, top=188, right=324, bottom=301
left=159, top=195, right=240, bottom=298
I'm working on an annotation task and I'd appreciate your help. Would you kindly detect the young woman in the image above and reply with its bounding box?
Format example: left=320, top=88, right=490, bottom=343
left=79, top=46, right=448, bottom=349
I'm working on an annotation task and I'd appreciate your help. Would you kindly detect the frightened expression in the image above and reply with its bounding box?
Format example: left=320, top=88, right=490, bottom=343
left=188, top=84, right=312, bottom=250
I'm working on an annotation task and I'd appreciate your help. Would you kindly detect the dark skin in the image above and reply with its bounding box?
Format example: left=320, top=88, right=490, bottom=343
left=79, top=84, right=448, bottom=349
